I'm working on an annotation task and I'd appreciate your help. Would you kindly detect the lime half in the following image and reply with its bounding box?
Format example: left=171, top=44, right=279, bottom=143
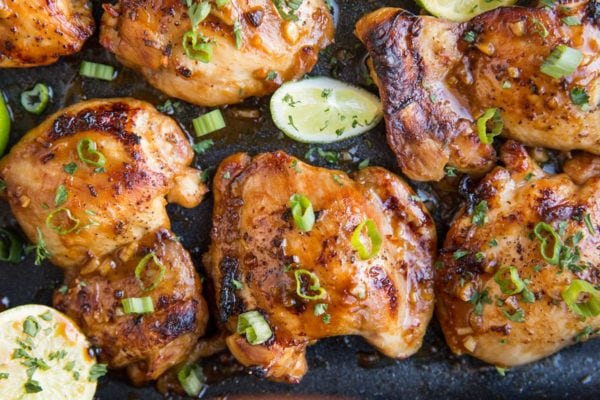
left=417, top=0, right=517, bottom=22
left=270, top=77, right=383, bottom=143
left=0, top=305, right=99, bottom=400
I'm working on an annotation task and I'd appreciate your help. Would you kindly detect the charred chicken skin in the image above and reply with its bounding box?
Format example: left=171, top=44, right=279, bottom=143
left=0, top=98, right=206, bottom=268
left=356, top=1, right=600, bottom=182
left=436, top=141, right=600, bottom=367
left=204, top=151, right=436, bottom=383
left=100, top=0, right=334, bottom=106
left=0, top=0, right=94, bottom=67
left=54, top=229, right=208, bottom=384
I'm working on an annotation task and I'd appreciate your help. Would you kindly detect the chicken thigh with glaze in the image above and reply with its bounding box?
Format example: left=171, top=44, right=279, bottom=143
left=100, top=0, right=335, bottom=106
left=436, top=141, right=600, bottom=367
left=0, top=0, right=94, bottom=67
left=356, top=1, right=600, bottom=181
left=204, top=151, right=436, bottom=383
left=54, top=229, right=208, bottom=384
left=0, top=98, right=206, bottom=268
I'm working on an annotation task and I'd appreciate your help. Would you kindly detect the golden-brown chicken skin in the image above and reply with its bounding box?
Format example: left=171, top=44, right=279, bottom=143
left=204, top=151, right=436, bottom=383
left=436, top=141, right=600, bottom=368
left=100, top=0, right=334, bottom=106
left=54, top=229, right=209, bottom=384
left=356, top=2, right=599, bottom=182
left=0, top=98, right=206, bottom=268
left=0, top=0, right=94, bottom=67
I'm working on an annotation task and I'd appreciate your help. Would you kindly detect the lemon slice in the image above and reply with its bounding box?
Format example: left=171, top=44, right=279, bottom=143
left=0, top=305, right=99, bottom=400
left=417, top=0, right=517, bottom=22
left=270, top=77, right=383, bottom=143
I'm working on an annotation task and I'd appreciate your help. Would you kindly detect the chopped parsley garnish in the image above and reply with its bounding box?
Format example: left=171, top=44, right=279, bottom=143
left=265, top=70, right=278, bottom=81
left=332, top=174, right=344, bottom=186
left=54, top=185, right=68, bottom=206
left=39, top=311, right=52, bottom=321
left=88, top=363, right=108, bottom=382
left=25, top=228, right=50, bottom=265
left=469, top=288, right=492, bottom=316
left=63, top=162, right=78, bottom=175
left=463, top=30, right=477, bottom=43
left=445, top=166, right=457, bottom=177
left=453, top=250, right=469, bottom=260
left=282, top=93, right=300, bottom=107
left=287, top=115, right=298, bottom=131
left=570, top=87, right=589, bottom=106
left=523, top=173, right=534, bottom=182
left=23, top=316, right=40, bottom=338
left=24, top=379, right=43, bottom=393
left=192, top=139, right=214, bottom=155
left=502, top=308, right=525, bottom=323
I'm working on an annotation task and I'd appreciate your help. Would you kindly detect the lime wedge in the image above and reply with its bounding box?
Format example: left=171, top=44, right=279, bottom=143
left=270, top=77, right=383, bottom=143
left=0, top=305, right=99, bottom=400
left=417, top=0, right=517, bottom=22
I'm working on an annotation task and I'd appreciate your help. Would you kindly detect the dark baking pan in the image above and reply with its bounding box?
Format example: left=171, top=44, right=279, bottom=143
left=0, top=1, right=598, bottom=399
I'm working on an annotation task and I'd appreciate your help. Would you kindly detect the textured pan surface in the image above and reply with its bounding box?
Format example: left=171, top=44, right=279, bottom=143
left=0, top=1, right=599, bottom=399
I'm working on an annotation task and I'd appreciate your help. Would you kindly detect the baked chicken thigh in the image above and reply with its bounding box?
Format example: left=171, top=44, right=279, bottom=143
left=54, top=229, right=208, bottom=384
left=436, top=141, right=600, bottom=367
left=100, top=0, right=334, bottom=106
left=0, top=98, right=206, bottom=268
left=0, top=0, right=94, bottom=67
left=204, top=151, right=436, bottom=383
left=356, top=2, right=599, bottom=181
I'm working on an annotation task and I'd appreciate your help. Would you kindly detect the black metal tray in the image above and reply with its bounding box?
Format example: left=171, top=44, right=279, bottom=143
left=1, top=1, right=599, bottom=399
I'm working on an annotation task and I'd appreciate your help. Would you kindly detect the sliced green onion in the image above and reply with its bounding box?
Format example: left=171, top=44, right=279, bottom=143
left=122, top=297, right=154, bottom=314
left=540, top=45, right=583, bottom=79
left=0, top=91, right=10, bottom=157
left=236, top=310, right=272, bottom=345
left=584, top=213, right=596, bottom=235
left=177, top=364, right=205, bottom=397
left=188, top=1, right=211, bottom=28
left=272, top=0, right=301, bottom=21
left=77, top=138, right=106, bottom=168
left=135, top=252, right=166, bottom=292
left=562, top=16, right=581, bottom=26
left=45, top=208, right=80, bottom=235
left=476, top=108, right=503, bottom=144
left=79, top=61, right=116, bottom=81
left=561, top=280, right=600, bottom=318
left=0, top=228, right=23, bottom=263
left=215, top=0, right=229, bottom=6
left=533, top=222, right=562, bottom=265
left=289, top=194, right=315, bottom=232
left=192, top=109, right=226, bottom=136
left=494, top=266, right=525, bottom=295
left=20, top=83, right=50, bottom=115
left=233, top=20, right=243, bottom=49
left=294, top=269, right=326, bottom=300
left=351, top=219, right=382, bottom=260
left=182, top=30, right=213, bottom=63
